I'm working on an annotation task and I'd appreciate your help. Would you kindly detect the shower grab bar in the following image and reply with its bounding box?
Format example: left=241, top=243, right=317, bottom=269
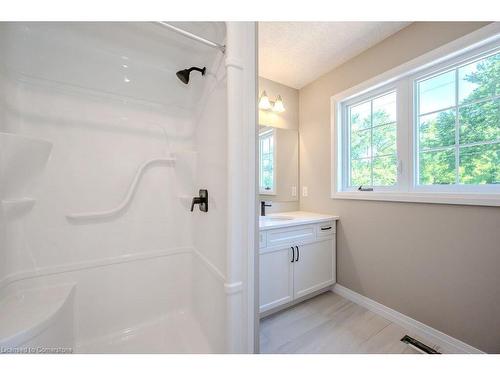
left=154, top=22, right=226, bottom=53
left=66, top=157, right=176, bottom=221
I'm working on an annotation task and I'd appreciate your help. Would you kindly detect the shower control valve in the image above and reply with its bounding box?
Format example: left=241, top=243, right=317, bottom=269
left=191, top=189, right=208, bottom=212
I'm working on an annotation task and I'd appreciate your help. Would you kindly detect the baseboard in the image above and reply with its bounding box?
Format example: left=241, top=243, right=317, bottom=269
left=331, top=284, right=484, bottom=354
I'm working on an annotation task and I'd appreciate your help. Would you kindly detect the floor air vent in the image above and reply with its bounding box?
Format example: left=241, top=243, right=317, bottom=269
left=401, top=335, right=441, bottom=354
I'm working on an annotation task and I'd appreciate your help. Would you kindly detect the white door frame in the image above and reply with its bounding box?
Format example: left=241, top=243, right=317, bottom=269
left=224, top=21, right=258, bottom=353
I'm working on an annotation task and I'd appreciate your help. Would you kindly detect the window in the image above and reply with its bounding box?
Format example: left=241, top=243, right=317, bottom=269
left=332, top=27, right=500, bottom=206
left=259, top=128, right=276, bottom=194
left=416, top=53, right=500, bottom=188
left=348, top=91, right=398, bottom=189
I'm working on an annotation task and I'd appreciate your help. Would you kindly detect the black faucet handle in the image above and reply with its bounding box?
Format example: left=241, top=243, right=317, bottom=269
left=191, top=189, right=208, bottom=212
left=191, top=197, right=202, bottom=212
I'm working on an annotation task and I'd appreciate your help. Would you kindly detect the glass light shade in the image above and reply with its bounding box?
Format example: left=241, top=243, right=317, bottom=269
left=259, top=91, right=272, bottom=110
left=273, top=95, right=285, bottom=113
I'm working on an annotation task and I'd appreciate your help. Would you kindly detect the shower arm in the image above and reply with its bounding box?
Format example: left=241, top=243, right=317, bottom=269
left=154, top=22, right=226, bottom=53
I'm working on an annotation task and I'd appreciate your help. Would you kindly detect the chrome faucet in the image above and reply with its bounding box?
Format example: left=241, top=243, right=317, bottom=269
left=260, top=201, right=272, bottom=216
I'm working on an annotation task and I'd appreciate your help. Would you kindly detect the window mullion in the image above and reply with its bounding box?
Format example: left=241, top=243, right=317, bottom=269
left=370, top=100, right=374, bottom=187
left=396, top=79, right=410, bottom=192
left=346, top=105, right=351, bottom=189
left=454, top=68, right=460, bottom=185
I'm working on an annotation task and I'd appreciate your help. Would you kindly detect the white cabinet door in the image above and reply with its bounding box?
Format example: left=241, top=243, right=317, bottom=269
left=259, top=246, right=294, bottom=313
left=293, top=238, right=335, bottom=299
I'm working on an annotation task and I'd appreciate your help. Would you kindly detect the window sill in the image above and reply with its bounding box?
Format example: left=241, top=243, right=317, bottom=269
left=331, top=191, right=500, bottom=207
left=260, top=192, right=276, bottom=196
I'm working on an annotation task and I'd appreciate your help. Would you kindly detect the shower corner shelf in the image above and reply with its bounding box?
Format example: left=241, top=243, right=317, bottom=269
left=66, top=157, right=176, bottom=221
left=0, top=132, right=52, bottom=201
left=1, top=198, right=36, bottom=216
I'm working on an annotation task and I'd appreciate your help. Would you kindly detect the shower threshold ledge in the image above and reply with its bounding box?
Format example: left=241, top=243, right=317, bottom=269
left=75, top=309, right=212, bottom=354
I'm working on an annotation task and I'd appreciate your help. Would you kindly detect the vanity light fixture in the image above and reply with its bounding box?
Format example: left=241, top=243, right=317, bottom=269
left=259, top=91, right=285, bottom=112
left=273, top=95, right=285, bottom=113
left=259, top=91, right=272, bottom=110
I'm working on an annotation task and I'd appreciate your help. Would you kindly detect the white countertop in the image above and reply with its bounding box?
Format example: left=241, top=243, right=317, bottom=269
left=259, top=211, right=339, bottom=230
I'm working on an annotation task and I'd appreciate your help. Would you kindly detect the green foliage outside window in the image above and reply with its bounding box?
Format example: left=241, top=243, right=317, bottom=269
left=349, top=52, right=500, bottom=188
left=418, top=53, right=499, bottom=185
left=349, top=93, right=397, bottom=187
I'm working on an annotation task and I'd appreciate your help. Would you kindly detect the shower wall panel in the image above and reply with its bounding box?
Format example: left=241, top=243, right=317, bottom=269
left=0, top=22, right=228, bottom=352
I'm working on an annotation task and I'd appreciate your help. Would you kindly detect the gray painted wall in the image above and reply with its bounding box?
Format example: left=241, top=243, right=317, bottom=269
left=299, top=22, right=500, bottom=353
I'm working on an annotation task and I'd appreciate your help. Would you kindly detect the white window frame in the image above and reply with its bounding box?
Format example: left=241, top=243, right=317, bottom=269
left=259, top=127, right=277, bottom=195
left=411, top=48, right=500, bottom=194
left=341, top=84, right=402, bottom=193
left=331, top=23, right=500, bottom=206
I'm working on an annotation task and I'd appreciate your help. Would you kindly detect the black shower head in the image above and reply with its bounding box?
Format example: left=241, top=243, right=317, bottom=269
left=176, top=66, right=206, bottom=84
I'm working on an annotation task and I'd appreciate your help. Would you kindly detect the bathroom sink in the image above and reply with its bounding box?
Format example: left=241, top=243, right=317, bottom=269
left=260, top=216, right=294, bottom=222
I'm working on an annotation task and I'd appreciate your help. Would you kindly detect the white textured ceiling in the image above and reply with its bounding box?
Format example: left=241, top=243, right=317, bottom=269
left=259, top=22, right=411, bottom=89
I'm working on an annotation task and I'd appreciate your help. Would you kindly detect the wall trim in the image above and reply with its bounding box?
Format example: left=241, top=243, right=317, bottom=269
left=331, top=284, right=484, bottom=354
left=0, top=247, right=193, bottom=292
left=224, top=57, right=244, bottom=70
left=330, top=190, right=500, bottom=207
left=192, top=247, right=226, bottom=282
left=224, top=281, right=243, bottom=295
left=2, top=246, right=229, bottom=296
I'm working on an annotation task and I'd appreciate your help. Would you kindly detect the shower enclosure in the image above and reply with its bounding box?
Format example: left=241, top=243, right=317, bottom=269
left=0, top=22, right=257, bottom=353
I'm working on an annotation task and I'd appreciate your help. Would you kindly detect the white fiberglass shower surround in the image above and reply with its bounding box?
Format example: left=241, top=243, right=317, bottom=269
left=0, top=22, right=256, bottom=353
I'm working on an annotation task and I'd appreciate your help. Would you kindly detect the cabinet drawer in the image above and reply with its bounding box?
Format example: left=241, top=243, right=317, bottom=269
left=316, top=221, right=335, bottom=237
left=266, top=225, right=315, bottom=248
left=259, top=231, right=267, bottom=248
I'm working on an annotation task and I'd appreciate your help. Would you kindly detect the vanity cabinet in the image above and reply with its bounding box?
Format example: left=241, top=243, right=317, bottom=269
left=259, top=219, right=337, bottom=315
left=293, top=238, right=334, bottom=299
left=259, top=246, right=294, bottom=312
